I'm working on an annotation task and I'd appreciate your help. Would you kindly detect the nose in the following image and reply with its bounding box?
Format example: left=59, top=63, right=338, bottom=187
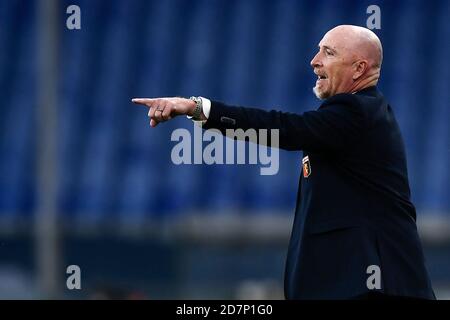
left=310, top=52, right=322, bottom=68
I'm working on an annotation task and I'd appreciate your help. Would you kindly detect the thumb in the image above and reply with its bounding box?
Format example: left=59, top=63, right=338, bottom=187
left=150, top=119, right=158, bottom=127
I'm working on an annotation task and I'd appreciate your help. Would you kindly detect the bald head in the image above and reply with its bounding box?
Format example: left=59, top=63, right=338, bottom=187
left=311, top=25, right=383, bottom=99
left=326, top=25, right=383, bottom=70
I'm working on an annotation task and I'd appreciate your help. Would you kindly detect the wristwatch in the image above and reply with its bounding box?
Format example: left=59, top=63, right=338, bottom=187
left=189, top=96, right=203, bottom=120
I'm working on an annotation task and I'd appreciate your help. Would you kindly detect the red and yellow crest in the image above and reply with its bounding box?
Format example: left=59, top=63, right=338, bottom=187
left=302, top=156, right=311, bottom=178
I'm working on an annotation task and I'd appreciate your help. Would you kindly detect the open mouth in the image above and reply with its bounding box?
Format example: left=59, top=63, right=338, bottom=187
left=314, top=70, right=328, bottom=81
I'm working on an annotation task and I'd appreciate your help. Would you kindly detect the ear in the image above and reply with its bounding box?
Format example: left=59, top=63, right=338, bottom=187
left=352, top=60, right=368, bottom=80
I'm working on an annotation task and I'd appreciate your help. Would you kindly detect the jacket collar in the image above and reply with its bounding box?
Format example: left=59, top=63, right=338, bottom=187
left=353, top=85, right=379, bottom=97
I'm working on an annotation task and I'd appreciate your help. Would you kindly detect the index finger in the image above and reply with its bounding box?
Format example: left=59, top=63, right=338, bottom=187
left=131, top=98, right=159, bottom=107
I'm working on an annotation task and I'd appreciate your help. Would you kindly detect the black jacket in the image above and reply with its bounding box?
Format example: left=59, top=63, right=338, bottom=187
left=203, top=86, right=435, bottom=299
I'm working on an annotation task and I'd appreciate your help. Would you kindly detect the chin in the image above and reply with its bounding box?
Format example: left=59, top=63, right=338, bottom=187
left=313, top=86, right=330, bottom=100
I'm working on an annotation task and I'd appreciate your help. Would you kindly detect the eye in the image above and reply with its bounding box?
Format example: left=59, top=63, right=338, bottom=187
left=325, top=49, right=334, bottom=56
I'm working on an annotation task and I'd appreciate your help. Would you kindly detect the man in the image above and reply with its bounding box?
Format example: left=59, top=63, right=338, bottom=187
left=133, top=25, right=435, bottom=300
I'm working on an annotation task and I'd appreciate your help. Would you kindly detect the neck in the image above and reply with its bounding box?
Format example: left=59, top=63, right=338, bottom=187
left=349, top=70, right=379, bottom=93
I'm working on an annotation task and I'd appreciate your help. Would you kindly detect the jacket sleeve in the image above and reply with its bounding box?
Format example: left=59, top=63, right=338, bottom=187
left=202, top=94, right=368, bottom=152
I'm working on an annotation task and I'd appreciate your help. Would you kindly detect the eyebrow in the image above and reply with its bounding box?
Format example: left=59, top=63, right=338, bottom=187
left=320, top=45, right=337, bottom=54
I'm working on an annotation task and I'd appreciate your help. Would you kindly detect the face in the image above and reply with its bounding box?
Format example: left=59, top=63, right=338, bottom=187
left=310, top=31, right=357, bottom=99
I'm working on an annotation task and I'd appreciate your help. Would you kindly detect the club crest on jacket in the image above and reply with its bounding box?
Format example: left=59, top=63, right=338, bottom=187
left=302, top=155, right=311, bottom=178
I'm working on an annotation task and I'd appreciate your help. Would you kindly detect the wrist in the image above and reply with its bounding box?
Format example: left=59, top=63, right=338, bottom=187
left=187, top=99, right=197, bottom=116
left=188, top=96, right=203, bottom=120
